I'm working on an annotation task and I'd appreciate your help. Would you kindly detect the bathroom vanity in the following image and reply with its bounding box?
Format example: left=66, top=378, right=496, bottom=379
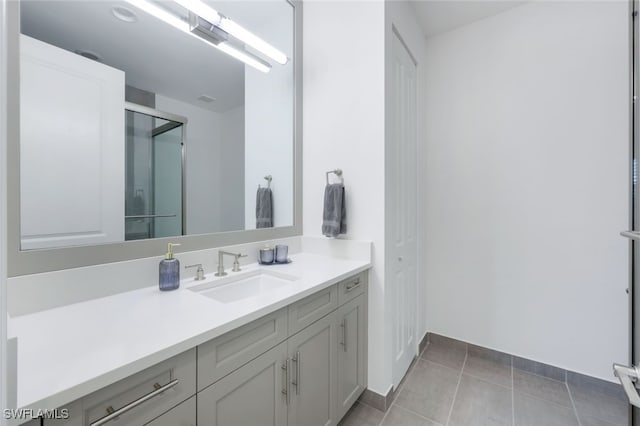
left=9, top=253, right=369, bottom=426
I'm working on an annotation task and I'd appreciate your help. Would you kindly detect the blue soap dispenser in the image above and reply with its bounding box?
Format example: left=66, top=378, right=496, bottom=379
left=159, top=243, right=181, bottom=291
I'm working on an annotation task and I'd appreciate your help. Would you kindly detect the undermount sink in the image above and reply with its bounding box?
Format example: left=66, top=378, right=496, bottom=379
left=189, top=269, right=299, bottom=304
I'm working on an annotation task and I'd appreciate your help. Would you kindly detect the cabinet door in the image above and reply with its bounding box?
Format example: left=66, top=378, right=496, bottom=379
left=336, top=294, right=367, bottom=420
left=198, top=308, right=287, bottom=391
left=287, top=313, right=337, bottom=426
left=145, top=396, right=195, bottom=426
left=198, top=342, right=288, bottom=426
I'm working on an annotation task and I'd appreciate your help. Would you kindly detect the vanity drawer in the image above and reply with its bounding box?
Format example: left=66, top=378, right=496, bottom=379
left=58, top=348, right=196, bottom=426
left=144, top=396, right=195, bottom=426
left=337, top=272, right=366, bottom=306
left=197, top=308, right=287, bottom=391
left=288, top=284, right=338, bottom=335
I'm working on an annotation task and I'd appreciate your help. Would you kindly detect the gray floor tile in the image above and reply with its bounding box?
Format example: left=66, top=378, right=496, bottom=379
left=422, top=341, right=466, bottom=371
left=394, top=359, right=460, bottom=424
left=513, top=391, right=578, bottom=426
left=580, top=414, right=627, bottom=426
left=569, top=385, right=628, bottom=426
left=448, top=375, right=513, bottom=426
left=463, top=353, right=512, bottom=388
left=338, top=402, right=385, bottom=426
left=381, top=406, right=441, bottom=426
left=513, top=369, right=571, bottom=407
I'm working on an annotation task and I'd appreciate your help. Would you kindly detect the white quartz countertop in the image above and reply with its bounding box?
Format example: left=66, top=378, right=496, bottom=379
left=8, top=252, right=371, bottom=412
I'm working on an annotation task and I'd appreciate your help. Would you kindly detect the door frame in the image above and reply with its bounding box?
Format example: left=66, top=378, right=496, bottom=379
left=125, top=102, right=187, bottom=238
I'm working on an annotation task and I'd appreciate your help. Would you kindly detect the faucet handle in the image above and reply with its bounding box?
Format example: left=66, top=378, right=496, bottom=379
left=232, top=254, right=247, bottom=272
left=186, top=264, right=206, bottom=280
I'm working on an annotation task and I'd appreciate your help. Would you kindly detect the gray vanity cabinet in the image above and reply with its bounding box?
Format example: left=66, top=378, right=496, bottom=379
left=144, top=396, right=195, bottom=426
left=197, top=272, right=368, bottom=426
left=335, top=294, right=367, bottom=420
left=36, top=272, right=368, bottom=426
left=287, top=313, right=337, bottom=426
left=43, top=349, right=196, bottom=426
left=197, top=342, right=288, bottom=426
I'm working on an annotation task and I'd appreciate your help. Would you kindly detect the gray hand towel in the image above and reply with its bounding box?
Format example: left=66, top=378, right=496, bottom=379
left=256, top=187, right=273, bottom=228
left=322, top=184, right=346, bottom=237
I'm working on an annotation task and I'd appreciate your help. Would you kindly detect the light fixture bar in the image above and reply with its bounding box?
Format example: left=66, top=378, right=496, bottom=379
left=174, top=0, right=289, bottom=65
left=124, top=0, right=271, bottom=73
left=218, top=17, right=288, bottom=65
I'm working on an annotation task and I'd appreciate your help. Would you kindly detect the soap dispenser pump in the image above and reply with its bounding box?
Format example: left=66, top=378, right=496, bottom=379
left=159, top=243, right=181, bottom=291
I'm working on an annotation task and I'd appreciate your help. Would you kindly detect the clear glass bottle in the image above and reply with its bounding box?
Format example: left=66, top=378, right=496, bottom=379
left=159, top=243, right=181, bottom=291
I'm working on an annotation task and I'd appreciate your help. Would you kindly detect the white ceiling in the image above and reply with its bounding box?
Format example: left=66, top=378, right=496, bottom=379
left=20, top=1, right=292, bottom=113
left=409, top=1, right=527, bottom=38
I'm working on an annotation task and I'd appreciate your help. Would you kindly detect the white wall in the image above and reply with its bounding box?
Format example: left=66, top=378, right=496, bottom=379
left=156, top=95, right=223, bottom=235
left=220, top=106, right=245, bottom=232
left=303, top=0, right=388, bottom=393
left=244, top=0, right=294, bottom=230
left=423, top=1, right=629, bottom=381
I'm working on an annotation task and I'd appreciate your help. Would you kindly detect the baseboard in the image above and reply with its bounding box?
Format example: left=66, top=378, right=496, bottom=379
left=358, top=387, right=393, bottom=412
left=358, top=332, right=430, bottom=412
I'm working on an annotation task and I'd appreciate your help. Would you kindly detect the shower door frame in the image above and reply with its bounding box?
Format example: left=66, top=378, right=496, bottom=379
left=125, top=102, right=187, bottom=238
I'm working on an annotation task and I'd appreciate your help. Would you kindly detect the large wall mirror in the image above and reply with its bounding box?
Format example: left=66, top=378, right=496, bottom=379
left=7, top=0, right=302, bottom=275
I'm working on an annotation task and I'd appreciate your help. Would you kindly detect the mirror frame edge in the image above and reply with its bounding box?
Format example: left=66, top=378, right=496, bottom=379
left=6, top=0, right=303, bottom=277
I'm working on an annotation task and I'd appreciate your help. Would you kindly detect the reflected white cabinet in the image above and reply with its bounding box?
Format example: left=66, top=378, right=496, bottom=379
left=20, top=34, right=124, bottom=250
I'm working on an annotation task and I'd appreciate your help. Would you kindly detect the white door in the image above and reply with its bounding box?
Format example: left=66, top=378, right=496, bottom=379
left=389, top=31, right=418, bottom=388
left=20, top=35, right=124, bottom=249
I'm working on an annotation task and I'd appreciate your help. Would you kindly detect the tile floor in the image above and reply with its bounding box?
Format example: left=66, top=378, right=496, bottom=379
left=339, top=340, right=628, bottom=426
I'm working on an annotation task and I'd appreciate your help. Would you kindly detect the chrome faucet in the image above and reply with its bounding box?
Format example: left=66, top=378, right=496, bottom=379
left=216, top=251, right=247, bottom=276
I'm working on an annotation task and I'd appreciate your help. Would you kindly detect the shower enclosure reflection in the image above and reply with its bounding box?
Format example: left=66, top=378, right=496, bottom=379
left=125, top=107, right=185, bottom=241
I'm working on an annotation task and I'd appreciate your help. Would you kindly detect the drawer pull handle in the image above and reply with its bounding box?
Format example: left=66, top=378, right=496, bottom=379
left=281, top=360, right=290, bottom=405
left=90, top=379, right=179, bottom=426
left=292, top=351, right=301, bottom=395
left=340, top=319, right=347, bottom=352
left=345, top=278, right=361, bottom=292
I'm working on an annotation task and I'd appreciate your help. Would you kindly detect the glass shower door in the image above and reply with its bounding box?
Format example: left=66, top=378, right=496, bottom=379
left=125, top=108, right=184, bottom=240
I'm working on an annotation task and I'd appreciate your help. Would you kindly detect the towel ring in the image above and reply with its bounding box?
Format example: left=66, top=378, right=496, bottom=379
left=259, top=175, right=273, bottom=189
left=326, top=169, right=343, bottom=185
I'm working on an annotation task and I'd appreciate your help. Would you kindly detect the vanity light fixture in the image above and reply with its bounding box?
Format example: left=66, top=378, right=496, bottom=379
left=123, top=0, right=271, bottom=73
left=173, top=0, right=289, bottom=65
